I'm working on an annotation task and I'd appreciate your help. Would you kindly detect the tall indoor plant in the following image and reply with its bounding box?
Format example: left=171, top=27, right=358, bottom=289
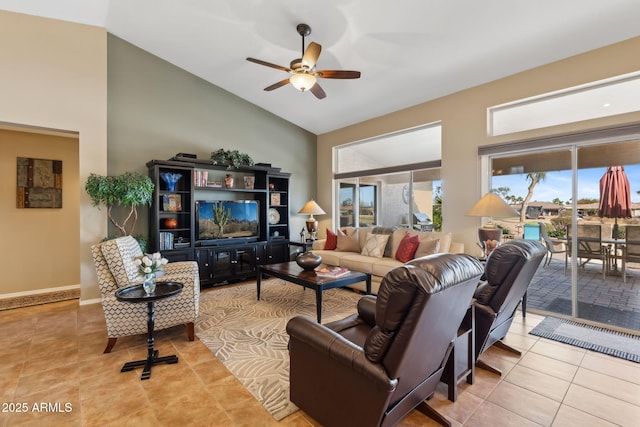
left=85, top=172, right=154, bottom=238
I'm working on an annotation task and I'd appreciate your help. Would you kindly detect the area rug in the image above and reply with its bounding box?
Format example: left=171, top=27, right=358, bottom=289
left=196, top=279, right=361, bottom=420
left=529, top=316, right=640, bottom=363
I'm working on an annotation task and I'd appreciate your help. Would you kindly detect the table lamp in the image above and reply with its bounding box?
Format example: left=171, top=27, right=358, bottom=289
left=298, top=199, right=325, bottom=240
left=466, top=193, right=519, bottom=252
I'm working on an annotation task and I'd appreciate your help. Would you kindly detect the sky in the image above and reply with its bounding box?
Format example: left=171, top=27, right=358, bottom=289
left=492, top=165, right=640, bottom=204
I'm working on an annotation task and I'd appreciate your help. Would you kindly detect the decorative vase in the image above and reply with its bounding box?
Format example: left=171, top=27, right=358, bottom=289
left=160, top=172, right=182, bottom=192
left=143, top=273, right=156, bottom=294
left=164, top=218, right=178, bottom=229
left=296, top=251, right=322, bottom=271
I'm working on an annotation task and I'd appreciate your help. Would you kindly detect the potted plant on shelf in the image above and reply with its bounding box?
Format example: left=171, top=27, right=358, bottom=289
left=211, top=149, right=254, bottom=170
left=85, top=172, right=154, bottom=248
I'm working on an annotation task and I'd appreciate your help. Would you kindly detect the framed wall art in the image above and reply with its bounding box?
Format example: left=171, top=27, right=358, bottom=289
left=16, top=157, right=63, bottom=208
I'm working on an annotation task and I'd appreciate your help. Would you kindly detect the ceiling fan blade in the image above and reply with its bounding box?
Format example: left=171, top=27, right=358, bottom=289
left=302, top=42, right=321, bottom=69
left=310, top=82, right=326, bottom=99
left=316, top=70, right=361, bottom=79
left=247, top=57, right=291, bottom=72
left=264, top=78, right=291, bottom=91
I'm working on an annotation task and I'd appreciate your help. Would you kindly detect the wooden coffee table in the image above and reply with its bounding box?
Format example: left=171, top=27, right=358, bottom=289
left=257, top=262, right=371, bottom=323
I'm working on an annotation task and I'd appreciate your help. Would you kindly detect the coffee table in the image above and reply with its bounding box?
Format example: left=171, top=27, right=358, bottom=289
left=257, top=261, right=371, bottom=323
left=115, top=281, right=183, bottom=380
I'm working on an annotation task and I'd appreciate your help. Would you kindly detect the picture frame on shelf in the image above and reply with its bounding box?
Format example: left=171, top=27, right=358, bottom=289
left=270, top=192, right=281, bottom=206
left=163, top=194, right=182, bottom=212
left=244, top=176, right=255, bottom=189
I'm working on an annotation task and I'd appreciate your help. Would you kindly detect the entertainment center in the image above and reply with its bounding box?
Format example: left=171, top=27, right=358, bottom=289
left=147, top=158, right=291, bottom=287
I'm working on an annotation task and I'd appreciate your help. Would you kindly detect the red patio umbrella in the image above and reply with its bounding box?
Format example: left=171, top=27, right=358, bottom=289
left=598, top=165, right=632, bottom=238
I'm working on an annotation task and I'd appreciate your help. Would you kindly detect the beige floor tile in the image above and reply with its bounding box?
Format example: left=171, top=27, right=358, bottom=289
left=504, top=365, right=570, bottom=402
left=487, top=380, right=560, bottom=426
left=465, top=400, right=542, bottom=427
left=572, top=367, right=640, bottom=406
left=552, top=404, right=618, bottom=427
left=517, top=351, right=579, bottom=382
left=580, top=351, right=640, bottom=385
left=529, top=339, right=586, bottom=365
left=501, top=332, right=538, bottom=352
left=563, top=384, right=640, bottom=427
left=2, top=295, right=639, bottom=426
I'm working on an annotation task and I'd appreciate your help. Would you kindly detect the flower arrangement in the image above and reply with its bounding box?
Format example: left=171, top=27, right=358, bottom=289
left=134, top=252, right=168, bottom=277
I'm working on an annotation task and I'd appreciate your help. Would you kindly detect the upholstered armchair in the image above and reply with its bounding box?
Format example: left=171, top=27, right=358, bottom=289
left=91, top=236, right=199, bottom=353
left=474, top=240, right=546, bottom=375
left=286, top=253, right=484, bottom=427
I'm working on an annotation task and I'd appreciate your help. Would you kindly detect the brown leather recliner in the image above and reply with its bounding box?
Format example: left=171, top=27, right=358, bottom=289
left=474, top=239, right=546, bottom=375
left=286, top=253, right=484, bottom=427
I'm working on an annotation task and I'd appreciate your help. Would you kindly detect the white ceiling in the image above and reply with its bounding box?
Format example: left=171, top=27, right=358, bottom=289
left=2, top=0, right=640, bottom=135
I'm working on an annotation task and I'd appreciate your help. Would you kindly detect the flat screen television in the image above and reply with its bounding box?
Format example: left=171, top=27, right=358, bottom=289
left=196, top=200, right=259, bottom=241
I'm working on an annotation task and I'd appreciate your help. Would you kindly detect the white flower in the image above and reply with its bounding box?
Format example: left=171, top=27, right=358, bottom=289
left=161, top=258, right=169, bottom=265
left=152, top=252, right=161, bottom=260
left=143, top=267, right=152, bottom=274
left=142, top=257, right=153, bottom=266
left=133, top=259, right=142, bottom=266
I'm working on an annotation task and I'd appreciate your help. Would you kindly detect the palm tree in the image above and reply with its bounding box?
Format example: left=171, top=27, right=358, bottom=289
left=520, top=172, right=547, bottom=223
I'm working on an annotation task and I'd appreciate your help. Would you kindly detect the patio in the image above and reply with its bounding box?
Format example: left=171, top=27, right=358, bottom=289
left=527, top=252, right=640, bottom=332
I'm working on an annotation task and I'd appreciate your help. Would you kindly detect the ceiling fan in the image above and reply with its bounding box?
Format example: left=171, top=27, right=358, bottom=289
left=246, top=23, right=361, bottom=99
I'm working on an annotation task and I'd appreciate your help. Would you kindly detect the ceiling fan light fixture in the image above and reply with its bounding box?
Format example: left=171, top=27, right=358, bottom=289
left=290, top=73, right=316, bottom=92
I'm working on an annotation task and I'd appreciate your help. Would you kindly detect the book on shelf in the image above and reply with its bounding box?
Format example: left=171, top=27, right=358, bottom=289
left=314, top=266, right=350, bottom=278
left=159, top=232, right=174, bottom=250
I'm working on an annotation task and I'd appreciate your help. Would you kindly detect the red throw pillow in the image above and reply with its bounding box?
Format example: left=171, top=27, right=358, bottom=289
left=395, top=233, right=420, bottom=263
left=324, top=229, right=338, bottom=250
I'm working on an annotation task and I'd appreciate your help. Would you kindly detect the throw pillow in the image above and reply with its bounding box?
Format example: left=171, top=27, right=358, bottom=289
left=395, top=233, right=420, bottom=262
left=372, top=226, right=395, bottom=258
left=414, top=239, right=440, bottom=259
left=361, top=232, right=390, bottom=258
left=336, top=229, right=361, bottom=252
left=324, top=228, right=338, bottom=250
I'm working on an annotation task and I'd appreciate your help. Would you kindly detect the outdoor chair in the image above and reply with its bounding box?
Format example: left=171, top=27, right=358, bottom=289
left=286, top=253, right=484, bottom=427
left=622, top=225, right=640, bottom=283
left=538, top=222, right=567, bottom=268
left=91, top=236, right=200, bottom=353
left=565, top=224, right=607, bottom=280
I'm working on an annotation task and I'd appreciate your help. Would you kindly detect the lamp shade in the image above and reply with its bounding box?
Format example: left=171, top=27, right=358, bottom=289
left=290, top=73, right=317, bottom=92
left=298, top=200, right=325, bottom=216
left=466, top=193, right=518, bottom=218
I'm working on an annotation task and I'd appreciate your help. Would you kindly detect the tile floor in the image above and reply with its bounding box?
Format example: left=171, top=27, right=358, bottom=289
left=1, top=287, right=640, bottom=426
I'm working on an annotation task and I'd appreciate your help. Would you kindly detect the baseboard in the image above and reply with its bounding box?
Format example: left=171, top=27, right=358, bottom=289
left=0, top=285, right=80, bottom=311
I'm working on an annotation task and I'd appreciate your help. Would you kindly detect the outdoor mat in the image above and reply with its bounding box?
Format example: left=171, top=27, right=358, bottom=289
left=544, top=298, right=640, bottom=331
left=196, top=279, right=361, bottom=420
left=529, top=316, right=640, bottom=363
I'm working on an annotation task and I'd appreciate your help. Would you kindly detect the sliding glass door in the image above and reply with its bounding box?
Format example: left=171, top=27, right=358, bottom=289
left=488, top=140, right=640, bottom=332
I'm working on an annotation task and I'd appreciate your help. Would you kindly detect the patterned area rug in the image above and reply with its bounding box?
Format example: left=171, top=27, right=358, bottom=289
left=529, top=316, right=640, bottom=363
left=196, top=279, right=361, bottom=420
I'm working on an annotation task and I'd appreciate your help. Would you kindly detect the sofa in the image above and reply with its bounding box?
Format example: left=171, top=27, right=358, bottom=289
left=311, top=226, right=464, bottom=294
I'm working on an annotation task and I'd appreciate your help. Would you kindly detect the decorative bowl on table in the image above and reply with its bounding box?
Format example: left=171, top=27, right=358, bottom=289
left=296, top=251, right=322, bottom=271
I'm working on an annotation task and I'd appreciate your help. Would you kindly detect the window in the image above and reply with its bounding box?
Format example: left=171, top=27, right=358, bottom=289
left=489, top=72, right=640, bottom=136
left=334, top=123, right=442, bottom=230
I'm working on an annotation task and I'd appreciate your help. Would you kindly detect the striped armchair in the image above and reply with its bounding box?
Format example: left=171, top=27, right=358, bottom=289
left=91, top=236, right=199, bottom=353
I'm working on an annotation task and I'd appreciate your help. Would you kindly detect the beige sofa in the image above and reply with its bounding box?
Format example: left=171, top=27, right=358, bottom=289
left=311, top=227, right=464, bottom=294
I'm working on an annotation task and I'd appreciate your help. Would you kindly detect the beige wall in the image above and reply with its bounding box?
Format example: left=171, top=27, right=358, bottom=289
left=0, top=11, right=107, bottom=301
left=0, top=129, right=80, bottom=293
left=318, top=36, right=640, bottom=254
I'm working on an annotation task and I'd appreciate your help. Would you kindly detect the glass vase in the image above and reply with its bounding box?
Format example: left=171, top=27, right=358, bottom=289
left=143, top=273, right=156, bottom=294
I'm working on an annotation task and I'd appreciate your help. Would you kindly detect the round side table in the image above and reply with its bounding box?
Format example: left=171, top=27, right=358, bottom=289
left=115, top=281, right=183, bottom=380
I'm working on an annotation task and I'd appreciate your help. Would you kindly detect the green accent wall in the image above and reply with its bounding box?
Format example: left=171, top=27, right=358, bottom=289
left=107, top=34, right=317, bottom=239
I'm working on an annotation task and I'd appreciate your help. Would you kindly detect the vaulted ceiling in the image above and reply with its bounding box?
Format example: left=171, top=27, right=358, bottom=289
left=1, top=0, right=640, bottom=135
